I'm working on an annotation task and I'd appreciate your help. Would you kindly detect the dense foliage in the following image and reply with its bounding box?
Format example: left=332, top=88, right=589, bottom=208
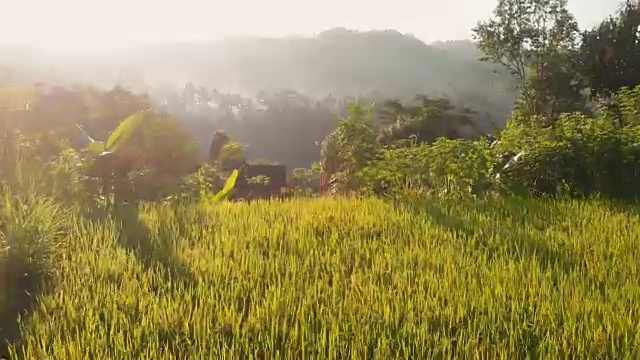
left=579, top=1, right=640, bottom=99
left=493, top=90, right=640, bottom=199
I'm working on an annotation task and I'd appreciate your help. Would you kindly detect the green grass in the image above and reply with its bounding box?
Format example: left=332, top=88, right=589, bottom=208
left=2, top=195, right=640, bottom=358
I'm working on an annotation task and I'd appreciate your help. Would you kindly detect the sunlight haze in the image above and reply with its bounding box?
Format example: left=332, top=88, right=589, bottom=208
left=0, top=0, right=624, bottom=55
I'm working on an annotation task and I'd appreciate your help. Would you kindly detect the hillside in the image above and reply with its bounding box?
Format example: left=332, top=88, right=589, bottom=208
left=120, top=30, right=517, bottom=122
left=0, top=29, right=517, bottom=125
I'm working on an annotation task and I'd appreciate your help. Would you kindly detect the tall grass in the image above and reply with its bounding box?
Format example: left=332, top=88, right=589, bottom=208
left=0, top=192, right=71, bottom=358
left=2, top=195, right=640, bottom=358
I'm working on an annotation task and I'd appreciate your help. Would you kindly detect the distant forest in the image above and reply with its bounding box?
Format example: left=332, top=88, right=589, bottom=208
left=0, top=28, right=517, bottom=168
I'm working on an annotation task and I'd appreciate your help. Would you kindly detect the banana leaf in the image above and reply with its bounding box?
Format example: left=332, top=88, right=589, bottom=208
left=87, top=141, right=107, bottom=154
left=106, top=109, right=152, bottom=152
left=212, top=169, right=239, bottom=203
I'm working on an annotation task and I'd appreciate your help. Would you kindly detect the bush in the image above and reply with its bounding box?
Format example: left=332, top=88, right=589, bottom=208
left=48, top=148, right=86, bottom=201
left=359, top=138, right=493, bottom=198
left=291, top=162, right=322, bottom=190
left=0, top=193, right=68, bottom=278
left=179, top=165, right=223, bottom=200
left=493, top=88, right=640, bottom=200
left=321, top=102, right=377, bottom=194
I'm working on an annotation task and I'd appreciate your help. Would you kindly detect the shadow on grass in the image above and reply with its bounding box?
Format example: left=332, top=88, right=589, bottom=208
left=108, top=204, right=204, bottom=354
left=599, top=198, right=640, bottom=217
left=401, top=196, right=582, bottom=275
left=0, top=259, right=48, bottom=359
left=111, top=204, right=198, bottom=288
left=395, top=196, right=588, bottom=358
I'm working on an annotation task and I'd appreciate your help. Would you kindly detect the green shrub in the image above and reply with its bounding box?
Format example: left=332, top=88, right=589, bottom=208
left=0, top=193, right=69, bottom=277
left=179, top=165, right=223, bottom=200
left=359, top=139, right=493, bottom=198
left=493, top=88, right=640, bottom=199
left=321, top=102, right=377, bottom=193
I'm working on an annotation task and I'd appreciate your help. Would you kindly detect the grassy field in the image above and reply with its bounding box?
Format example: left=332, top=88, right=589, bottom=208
left=2, top=195, right=640, bottom=358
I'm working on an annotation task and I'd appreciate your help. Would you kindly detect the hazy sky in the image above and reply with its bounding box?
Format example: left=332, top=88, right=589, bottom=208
left=0, top=0, right=625, bottom=55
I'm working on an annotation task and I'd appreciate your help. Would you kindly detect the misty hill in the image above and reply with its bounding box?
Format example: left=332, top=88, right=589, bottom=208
left=120, top=29, right=515, bottom=100
left=0, top=28, right=517, bottom=126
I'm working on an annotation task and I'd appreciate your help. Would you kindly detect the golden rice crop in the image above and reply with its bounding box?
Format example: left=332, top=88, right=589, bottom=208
left=3, top=196, right=640, bottom=358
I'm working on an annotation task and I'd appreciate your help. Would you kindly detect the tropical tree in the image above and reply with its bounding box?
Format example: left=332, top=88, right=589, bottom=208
left=218, top=141, right=246, bottom=170
left=320, top=101, right=377, bottom=192
left=376, top=95, right=480, bottom=145
left=472, top=0, right=584, bottom=121
left=208, top=130, right=231, bottom=165
left=378, top=98, right=420, bottom=125
left=80, top=109, right=200, bottom=204
left=25, top=86, right=87, bottom=137
left=579, top=0, right=640, bottom=99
